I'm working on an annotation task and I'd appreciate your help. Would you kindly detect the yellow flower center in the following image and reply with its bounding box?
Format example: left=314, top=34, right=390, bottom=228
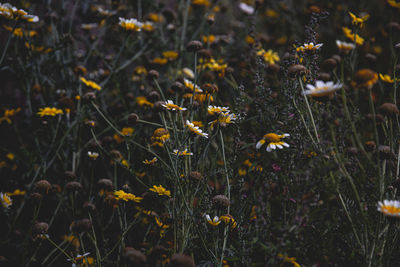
left=264, top=133, right=282, bottom=142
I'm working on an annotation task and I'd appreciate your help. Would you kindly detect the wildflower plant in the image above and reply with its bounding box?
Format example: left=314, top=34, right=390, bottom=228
left=1, top=1, right=400, bottom=266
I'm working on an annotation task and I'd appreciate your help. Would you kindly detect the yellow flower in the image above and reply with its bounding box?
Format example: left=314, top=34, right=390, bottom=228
left=192, top=121, right=204, bottom=127
left=143, top=157, right=158, bottom=165
left=37, top=107, right=63, bottom=117
left=342, top=27, right=364, bottom=45
left=121, top=127, right=134, bottom=136
left=186, top=120, right=209, bottom=138
left=348, top=11, right=369, bottom=28
left=114, top=190, right=142, bottom=202
left=245, top=35, right=255, bottom=44
left=149, top=185, right=171, bottom=197
left=238, top=168, right=247, bottom=176
left=205, top=214, right=221, bottom=226
left=119, top=17, right=142, bottom=31
left=209, top=112, right=236, bottom=129
left=219, top=214, right=237, bottom=228
left=155, top=217, right=169, bottom=229
left=0, top=108, right=20, bottom=124
left=296, top=42, right=323, bottom=52
left=336, top=40, right=355, bottom=54
left=256, top=133, right=290, bottom=152
left=151, top=128, right=170, bottom=145
left=257, top=49, right=280, bottom=64
left=202, top=35, right=216, bottom=44
left=304, top=80, right=343, bottom=98
left=183, top=78, right=203, bottom=93
left=161, top=100, right=187, bottom=111
left=379, top=73, right=399, bottom=83
left=141, top=22, right=155, bottom=32
left=0, top=3, right=39, bottom=22
left=377, top=200, right=400, bottom=217
left=3, top=25, right=37, bottom=38
left=278, top=253, right=301, bottom=267
left=87, top=151, right=99, bottom=160
left=152, top=57, right=168, bottom=65
left=208, top=106, right=230, bottom=116
left=388, top=0, right=400, bottom=8
left=0, top=192, right=12, bottom=208
left=352, top=69, right=378, bottom=89
left=80, top=77, right=101, bottom=91
left=7, top=189, right=25, bottom=196
left=136, top=96, right=154, bottom=108
left=162, top=51, right=179, bottom=61
left=198, top=58, right=228, bottom=76
left=172, top=149, right=193, bottom=156
left=192, top=0, right=211, bottom=7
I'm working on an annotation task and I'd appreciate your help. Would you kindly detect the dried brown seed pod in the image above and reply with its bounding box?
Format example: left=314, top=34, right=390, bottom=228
left=189, top=171, right=203, bottom=181
left=97, top=179, right=113, bottom=190
left=170, top=253, right=195, bottom=267
left=35, top=180, right=52, bottom=194
left=83, top=92, right=96, bottom=101
left=65, top=181, right=83, bottom=191
left=212, top=194, right=230, bottom=208
left=379, top=103, right=399, bottom=117
left=288, top=64, right=308, bottom=77
left=128, top=113, right=140, bottom=125
left=321, top=58, right=337, bottom=72
left=71, top=218, right=91, bottom=233
left=124, top=247, right=147, bottom=267
left=63, top=171, right=77, bottom=180
left=186, top=40, right=203, bottom=52
left=33, top=222, right=48, bottom=236
left=148, top=70, right=159, bottom=80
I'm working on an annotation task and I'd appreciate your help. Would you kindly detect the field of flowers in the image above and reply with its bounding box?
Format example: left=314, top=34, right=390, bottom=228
left=1, top=0, right=400, bottom=266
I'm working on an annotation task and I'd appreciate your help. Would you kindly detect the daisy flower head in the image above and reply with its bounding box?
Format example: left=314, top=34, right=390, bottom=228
left=336, top=40, right=355, bottom=54
left=87, top=151, right=99, bottom=160
left=209, top=112, right=237, bottom=129
left=186, top=120, right=208, bottom=138
left=208, top=105, right=230, bottom=116
left=1, top=192, right=12, bottom=208
left=143, top=157, right=158, bottom=165
left=348, top=11, right=369, bottom=28
left=119, top=17, right=142, bottom=31
left=205, top=214, right=221, bottom=226
left=161, top=100, right=187, bottom=111
left=172, top=149, right=193, bottom=156
left=256, top=133, right=290, bottom=152
left=149, top=185, right=171, bottom=197
left=151, top=128, right=170, bottom=145
left=37, top=107, right=63, bottom=117
left=377, top=200, right=400, bottom=217
left=183, top=78, right=203, bottom=93
left=296, top=42, right=323, bottom=53
left=80, top=77, right=101, bottom=91
left=304, top=80, right=343, bottom=98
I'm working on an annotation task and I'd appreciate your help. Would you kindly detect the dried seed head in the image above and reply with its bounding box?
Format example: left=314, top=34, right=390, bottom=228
left=83, top=92, right=96, bottom=101
left=212, top=194, right=230, bottom=208
left=171, top=81, right=184, bottom=92
left=71, top=218, right=92, bottom=233
left=128, top=113, right=140, bottom=125
left=170, top=254, right=195, bottom=267
left=378, top=145, right=395, bottom=160
left=365, top=113, right=385, bottom=123
left=317, top=72, right=331, bottom=81
left=345, top=147, right=358, bottom=156
left=148, top=91, right=161, bottom=102
left=58, top=96, right=75, bottom=112
left=331, top=54, right=341, bottom=64
left=33, top=222, right=48, bottom=236
left=110, top=150, right=122, bottom=159
left=288, top=64, right=308, bottom=77
left=189, top=171, right=203, bottom=181
left=65, top=181, right=83, bottom=191
left=321, top=58, right=337, bottom=72
left=30, top=192, right=43, bottom=202
left=97, top=179, right=113, bottom=190
left=63, top=171, right=77, bottom=180
left=267, top=63, right=280, bottom=73
left=161, top=8, right=176, bottom=23
left=364, top=141, right=376, bottom=152
left=365, top=53, right=377, bottom=62
left=153, top=101, right=166, bottom=112
left=186, top=40, right=203, bottom=52
left=148, top=70, right=159, bottom=80
left=379, top=103, right=399, bottom=117
left=124, top=247, right=147, bottom=266
left=198, top=49, right=212, bottom=59
left=83, top=201, right=96, bottom=211
left=35, top=180, right=52, bottom=194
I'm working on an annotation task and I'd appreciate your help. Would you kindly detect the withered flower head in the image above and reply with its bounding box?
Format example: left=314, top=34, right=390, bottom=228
left=212, top=194, right=230, bottom=208
left=288, top=64, right=308, bottom=77
left=170, top=253, right=195, bottom=267
left=352, top=69, right=378, bottom=89
left=65, top=181, right=83, bottom=192
left=128, top=113, right=140, bottom=125
left=186, top=40, right=203, bottom=52
left=379, top=103, right=399, bottom=117
left=35, top=180, right=52, bottom=194
left=124, top=247, right=147, bottom=266
left=71, top=218, right=92, bottom=233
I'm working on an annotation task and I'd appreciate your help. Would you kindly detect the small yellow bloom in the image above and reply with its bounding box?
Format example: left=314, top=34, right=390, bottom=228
left=202, top=35, right=216, bottom=44
left=121, top=127, right=134, bottom=136
left=205, top=214, right=221, bottom=226
left=0, top=108, right=20, bottom=124
left=7, top=189, right=25, bottom=196
left=192, top=0, right=211, bottom=7
left=278, top=254, right=301, bottom=267
left=296, top=42, right=323, bottom=52
left=348, top=11, right=369, bottom=28
left=80, top=77, right=101, bottom=91
left=136, top=96, right=154, bottom=108
left=342, top=27, right=364, bottom=45
left=162, top=51, right=179, bottom=61
left=155, top=217, right=169, bottom=229
left=379, top=73, right=399, bottom=83
left=256, top=133, right=290, bottom=152
left=149, top=185, right=171, bottom=197
left=0, top=192, right=12, bottom=208
left=219, top=214, right=237, bottom=228
left=257, top=49, right=280, bottom=64
left=114, top=190, right=142, bottom=202
left=143, top=157, right=158, bottom=165
left=172, top=149, right=193, bottom=156
left=186, top=120, right=208, bottom=138
left=119, top=17, right=142, bottom=31
left=37, top=107, right=63, bottom=117
left=162, top=100, right=187, bottom=111
left=388, top=0, right=400, bottom=8
left=152, top=57, right=168, bottom=65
